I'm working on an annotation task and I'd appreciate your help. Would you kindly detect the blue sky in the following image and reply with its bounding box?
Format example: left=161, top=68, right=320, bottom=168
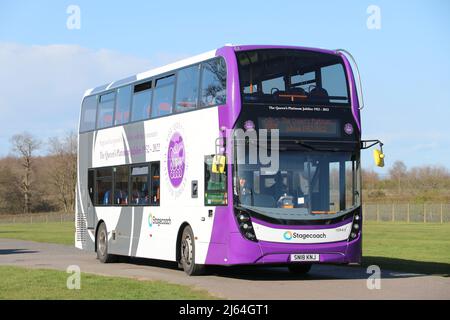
left=0, top=0, right=449, bottom=175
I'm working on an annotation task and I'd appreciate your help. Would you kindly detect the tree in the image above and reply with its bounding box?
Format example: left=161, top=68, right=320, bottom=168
left=362, top=169, right=380, bottom=190
left=389, top=161, right=407, bottom=193
left=0, top=158, right=23, bottom=214
left=47, top=131, right=77, bottom=213
left=10, top=132, right=41, bottom=213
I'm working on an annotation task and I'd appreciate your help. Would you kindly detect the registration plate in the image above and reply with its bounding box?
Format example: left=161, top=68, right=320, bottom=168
left=290, top=253, right=320, bottom=262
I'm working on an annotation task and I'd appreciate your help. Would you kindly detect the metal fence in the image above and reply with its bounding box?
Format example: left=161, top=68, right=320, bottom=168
left=0, top=204, right=449, bottom=224
left=0, top=212, right=75, bottom=224
left=363, top=203, right=450, bottom=223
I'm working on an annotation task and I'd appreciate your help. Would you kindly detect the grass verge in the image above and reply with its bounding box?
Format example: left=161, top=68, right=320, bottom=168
left=362, top=222, right=450, bottom=276
left=0, top=265, right=215, bottom=300
left=0, top=221, right=74, bottom=245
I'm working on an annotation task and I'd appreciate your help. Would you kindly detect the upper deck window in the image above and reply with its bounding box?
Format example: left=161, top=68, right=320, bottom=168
left=200, top=58, right=226, bottom=107
left=131, top=80, right=152, bottom=122
left=115, top=85, right=132, bottom=125
left=97, top=92, right=116, bottom=129
left=80, top=95, right=97, bottom=132
left=237, top=49, right=350, bottom=106
left=151, top=75, right=175, bottom=118
left=175, top=64, right=200, bottom=113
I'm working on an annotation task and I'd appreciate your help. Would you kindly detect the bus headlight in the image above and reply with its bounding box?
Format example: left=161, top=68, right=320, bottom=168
left=235, top=209, right=258, bottom=242
left=238, top=213, right=250, bottom=222
left=348, top=211, right=362, bottom=241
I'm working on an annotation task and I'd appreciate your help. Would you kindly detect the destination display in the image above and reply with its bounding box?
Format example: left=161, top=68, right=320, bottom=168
left=258, top=117, right=340, bottom=137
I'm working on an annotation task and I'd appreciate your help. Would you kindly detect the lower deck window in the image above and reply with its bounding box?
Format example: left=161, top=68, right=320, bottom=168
left=131, top=166, right=149, bottom=205
left=95, top=168, right=113, bottom=205
left=114, top=166, right=129, bottom=205
left=150, top=163, right=160, bottom=205
left=89, top=162, right=160, bottom=207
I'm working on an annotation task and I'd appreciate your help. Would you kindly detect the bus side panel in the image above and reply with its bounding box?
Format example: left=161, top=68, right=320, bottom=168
left=132, top=107, right=219, bottom=263
left=83, top=107, right=219, bottom=262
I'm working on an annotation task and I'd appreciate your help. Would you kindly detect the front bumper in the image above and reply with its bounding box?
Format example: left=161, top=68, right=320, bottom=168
left=206, top=232, right=361, bottom=265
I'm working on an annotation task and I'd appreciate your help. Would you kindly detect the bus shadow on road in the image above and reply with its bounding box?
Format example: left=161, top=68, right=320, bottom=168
left=118, top=256, right=441, bottom=281
left=205, top=264, right=430, bottom=281
left=0, top=248, right=39, bottom=255
left=122, top=256, right=180, bottom=271
left=362, top=256, right=450, bottom=278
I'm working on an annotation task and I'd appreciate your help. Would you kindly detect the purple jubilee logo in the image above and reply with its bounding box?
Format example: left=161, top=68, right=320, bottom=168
left=167, top=132, right=185, bottom=188
left=344, top=123, right=354, bottom=135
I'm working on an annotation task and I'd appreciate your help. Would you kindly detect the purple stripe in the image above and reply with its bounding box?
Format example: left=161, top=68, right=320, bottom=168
left=216, top=46, right=242, bottom=129
left=251, top=216, right=353, bottom=230
left=216, top=45, right=242, bottom=211
left=204, top=46, right=242, bottom=264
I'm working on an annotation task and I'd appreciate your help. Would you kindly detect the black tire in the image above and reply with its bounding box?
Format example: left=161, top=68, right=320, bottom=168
left=179, top=225, right=205, bottom=276
left=96, top=222, right=116, bottom=263
left=288, top=263, right=312, bottom=274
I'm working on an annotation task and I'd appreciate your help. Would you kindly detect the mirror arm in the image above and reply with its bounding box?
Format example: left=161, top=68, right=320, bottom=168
left=361, top=139, right=384, bottom=152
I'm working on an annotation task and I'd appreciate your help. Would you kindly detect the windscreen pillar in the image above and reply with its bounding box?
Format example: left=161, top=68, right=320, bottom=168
left=339, top=161, right=346, bottom=210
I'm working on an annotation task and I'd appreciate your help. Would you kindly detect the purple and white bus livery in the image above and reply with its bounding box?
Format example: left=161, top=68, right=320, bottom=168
left=76, top=44, right=384, bottom=275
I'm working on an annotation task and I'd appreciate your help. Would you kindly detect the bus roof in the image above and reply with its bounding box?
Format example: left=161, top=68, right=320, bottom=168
left=83, top=44, right=339, bottom=98
left=83, top=48, right=217, bottom=98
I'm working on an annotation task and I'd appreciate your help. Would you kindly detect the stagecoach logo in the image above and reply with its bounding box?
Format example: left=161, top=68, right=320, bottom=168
left=344, top=123, right=354, bottom=135
left=148, top=212, right=172, bottom=228
left=148, top=213, right=153, bottom=228
left=283, top=230, right=327, bottom=241
left=283, top=231, right=293, bottom=240
left=167, top=132, right=185, bottom=188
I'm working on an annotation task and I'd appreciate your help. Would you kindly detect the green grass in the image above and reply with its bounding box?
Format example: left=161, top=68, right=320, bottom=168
left=0, top=221, right=74, bottom=245
left=362, top=222, right=450, bottom=276
left=0, top=266, right=215, bottom=300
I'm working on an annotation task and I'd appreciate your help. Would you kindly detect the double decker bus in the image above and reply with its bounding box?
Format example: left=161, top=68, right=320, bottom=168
left=76, top=44, right=384, bottom=275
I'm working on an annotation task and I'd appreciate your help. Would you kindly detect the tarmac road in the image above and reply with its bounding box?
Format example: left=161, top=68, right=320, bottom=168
left=0, top=238, right=449, bottom=299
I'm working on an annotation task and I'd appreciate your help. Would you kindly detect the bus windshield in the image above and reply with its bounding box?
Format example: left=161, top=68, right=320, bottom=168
left=237, top=49, right=350, bottom=106
left=234, top=150, right=360, bottom=221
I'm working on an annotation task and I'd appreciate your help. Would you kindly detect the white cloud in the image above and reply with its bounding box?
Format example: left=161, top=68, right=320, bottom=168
left=0, top=43, right=188, bottom=155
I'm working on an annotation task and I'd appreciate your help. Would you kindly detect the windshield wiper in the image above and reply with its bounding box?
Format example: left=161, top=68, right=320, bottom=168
left=293, top=140, right=317, bottom=151
left=280, top=139, right=357, bottom=152
left=283, top=140, right=339, bottom=152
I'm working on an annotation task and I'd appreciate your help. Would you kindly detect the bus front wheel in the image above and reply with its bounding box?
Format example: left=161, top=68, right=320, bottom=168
left=96, top=222, right=116, bottom=263
left=180, top=225, right=205, bottom=276
left=288, top=263, right=312, bottom=274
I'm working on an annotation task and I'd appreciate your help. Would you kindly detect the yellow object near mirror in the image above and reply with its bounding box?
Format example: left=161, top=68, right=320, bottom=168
left=373, top=149, right=385, bottom=167
left=212, top=155, right=226, bottom=174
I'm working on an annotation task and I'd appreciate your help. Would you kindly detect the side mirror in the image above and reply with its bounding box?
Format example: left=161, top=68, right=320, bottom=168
left=373, top=149, right=385, bottom=167
left=212, top=155, right=226, bottom=174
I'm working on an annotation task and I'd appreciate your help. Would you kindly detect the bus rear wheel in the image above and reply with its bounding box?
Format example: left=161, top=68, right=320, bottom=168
left=180, top=225, right=205, bottom=276
left=96, top=222, right=116, bottom=263
left=288, top=263, right=312, bottom=274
